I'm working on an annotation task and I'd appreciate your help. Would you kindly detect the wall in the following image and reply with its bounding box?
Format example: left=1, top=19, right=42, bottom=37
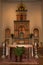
left=0, top=0, right=4, bottom=43
left=25, top=2, right=42, bottom=45
left=41, top=0, right=43, bottom=46
left=42, top=1, right=43, bottom=42
left=0, top=0, right=1, bottom=43
left=1, top=1, right=42, bottom=46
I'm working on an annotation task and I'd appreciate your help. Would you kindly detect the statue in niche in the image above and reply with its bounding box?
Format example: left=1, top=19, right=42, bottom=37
left=19, top=32, right=24, bottom=44
left=18, top=25, right=25, bottom=36
left=19, top=32, right=24, bottom=39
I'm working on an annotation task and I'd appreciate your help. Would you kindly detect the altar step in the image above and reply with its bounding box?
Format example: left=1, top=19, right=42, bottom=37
left=0, top=58, right=39, bottom=65
left=0, top=61, right=39, bottom=65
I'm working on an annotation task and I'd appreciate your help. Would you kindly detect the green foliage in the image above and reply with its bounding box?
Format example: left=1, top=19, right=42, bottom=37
left=14, top=46, right=24, bottom=56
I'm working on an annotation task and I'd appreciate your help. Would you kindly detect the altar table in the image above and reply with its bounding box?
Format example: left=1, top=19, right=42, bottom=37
left=8, top=44, right=33, bottom=59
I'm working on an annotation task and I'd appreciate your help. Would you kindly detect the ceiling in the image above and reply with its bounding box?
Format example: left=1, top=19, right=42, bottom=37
left=1, top=0, right=42, bottom=2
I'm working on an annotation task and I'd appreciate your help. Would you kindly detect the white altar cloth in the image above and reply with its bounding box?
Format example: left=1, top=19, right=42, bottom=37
left=9, top=44, right=33, bottom=48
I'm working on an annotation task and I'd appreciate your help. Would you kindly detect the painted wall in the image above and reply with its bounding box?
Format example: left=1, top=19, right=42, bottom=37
left=0, top=1, right=42, bottom=46
left=0, top=0, right=3, bottom=44
left=41, top=0, right=43, bottom=46
left=0, top=0, right=1, bottom=43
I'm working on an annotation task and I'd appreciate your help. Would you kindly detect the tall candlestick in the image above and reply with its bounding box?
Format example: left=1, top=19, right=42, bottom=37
left=2, top=42, right=5, bottom=59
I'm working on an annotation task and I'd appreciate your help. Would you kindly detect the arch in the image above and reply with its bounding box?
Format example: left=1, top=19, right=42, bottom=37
left=31, top=26, right=40, bottom=33
left=33, top=28, right=39, bottom=37
left=5, top=28, right=11, bottom=40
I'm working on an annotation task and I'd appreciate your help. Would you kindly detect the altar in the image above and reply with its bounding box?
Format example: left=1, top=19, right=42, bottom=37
left=5, top=1, right=34, bottom=61
left=8, top=44, right=33, bottom=61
